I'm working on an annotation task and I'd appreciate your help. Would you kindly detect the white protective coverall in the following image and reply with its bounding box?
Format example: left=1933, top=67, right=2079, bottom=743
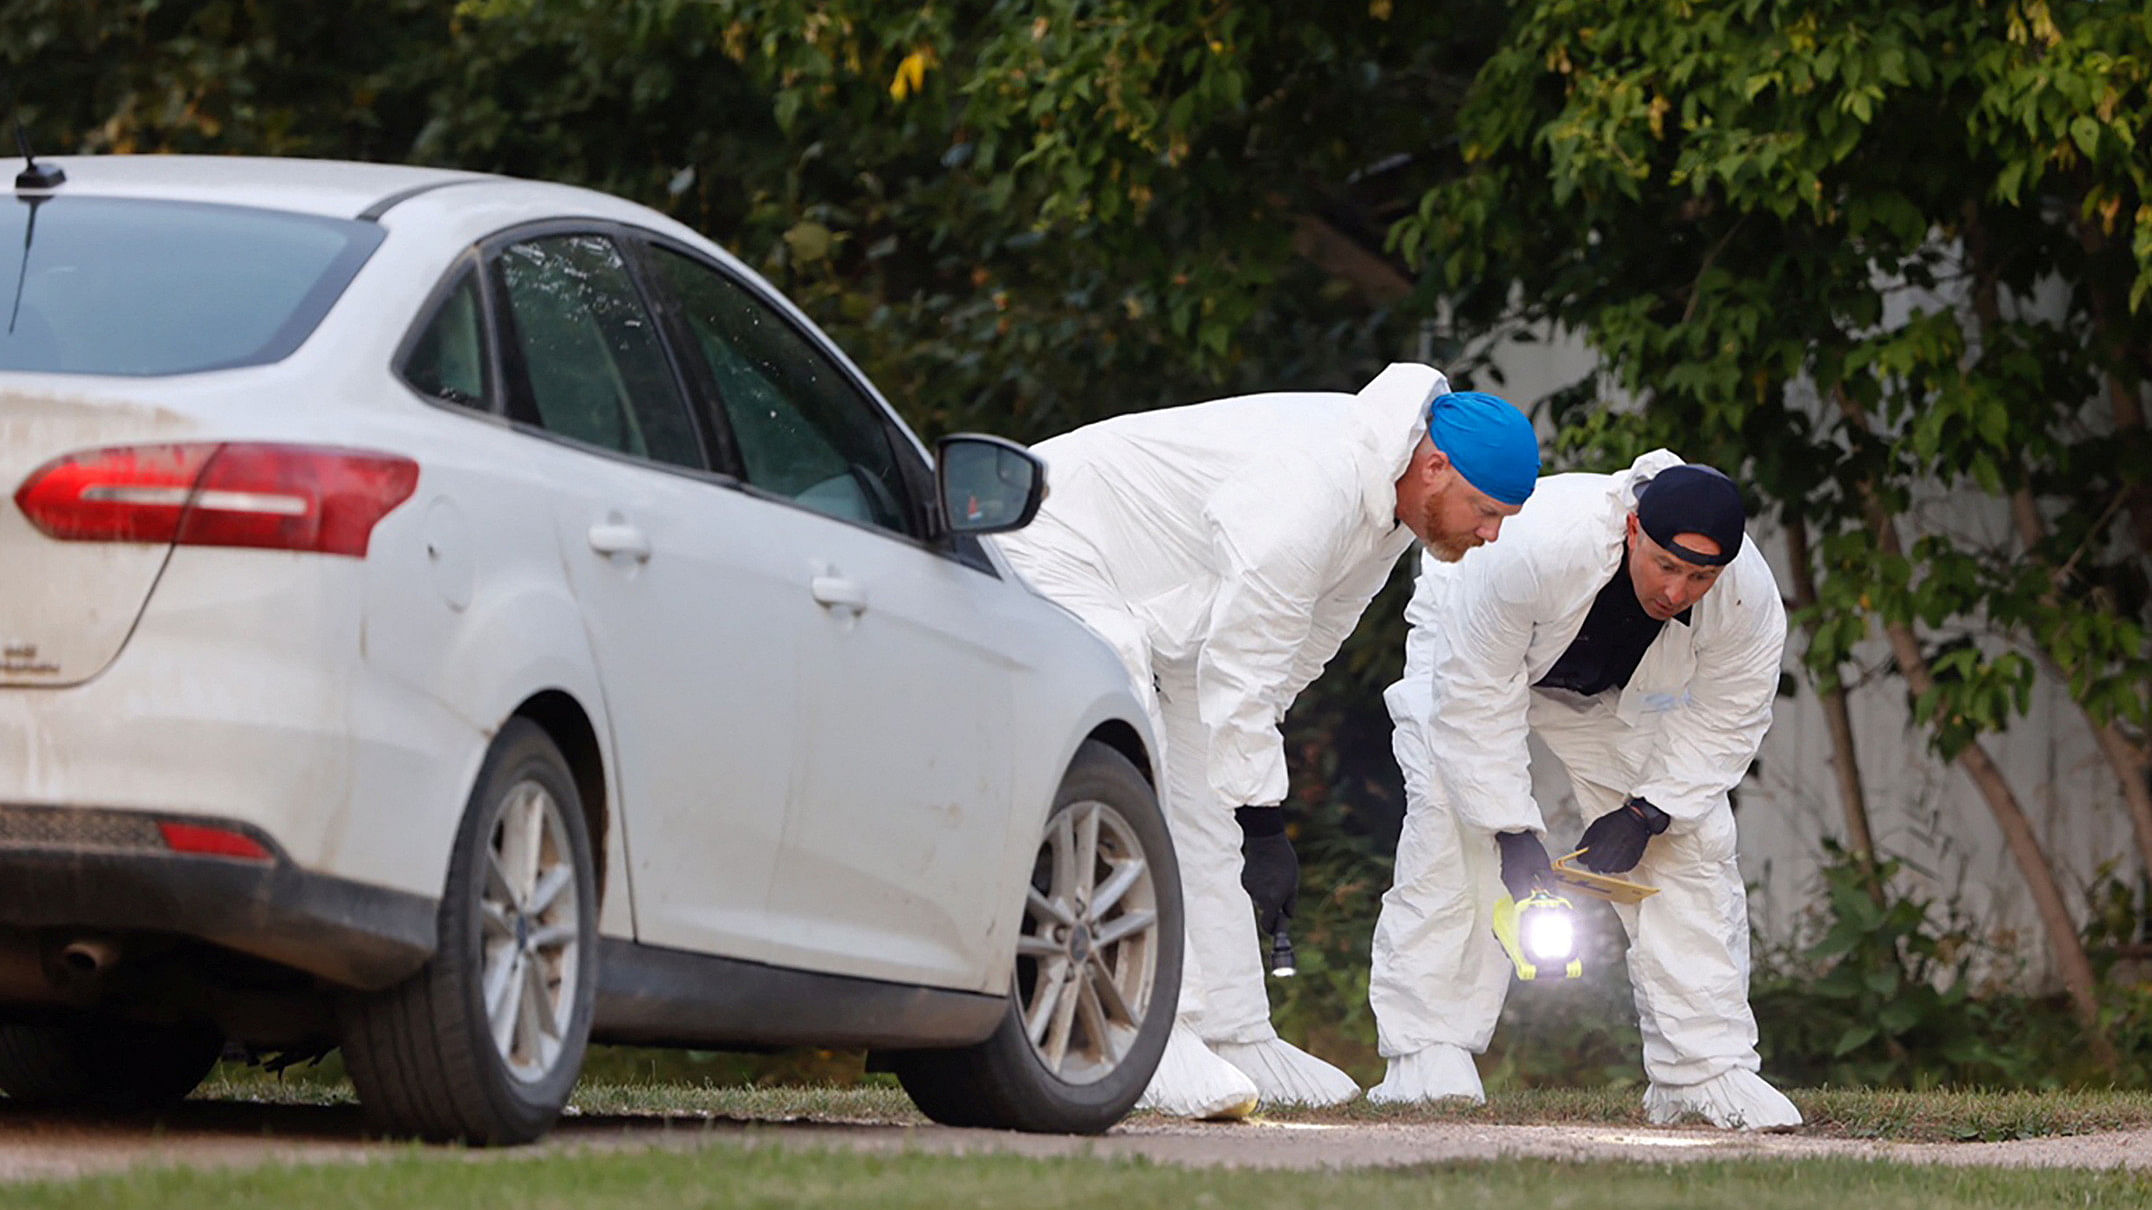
left=1369, top=449, right=1800, bottom=1128
left=997, top=363, right=1442, bottom=1113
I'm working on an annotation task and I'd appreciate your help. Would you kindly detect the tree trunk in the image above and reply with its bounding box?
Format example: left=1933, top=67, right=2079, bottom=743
left=2100, top=375, right=2152, bottom=560
left=1972, top=203, right=2152, bottom=936
left=2088, top=721, right=2152, bottom=876
left=1782, top=515, right=1883, bottom=904
left=2007, top=486, right=2152, bottom=881
left=1835, top=384, right=2115, bottom=1068
left=1863, top=505, right=2115, bottom=1067
left=2070, top=215, right=2152, bottom=559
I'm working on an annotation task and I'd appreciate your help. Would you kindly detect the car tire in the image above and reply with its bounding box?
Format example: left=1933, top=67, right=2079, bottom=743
left=888, top=740, right=1180, bottom=1133
left=0, top=1017, right=223, bottom=1110
left=337, top=719, right=597, bottom=1145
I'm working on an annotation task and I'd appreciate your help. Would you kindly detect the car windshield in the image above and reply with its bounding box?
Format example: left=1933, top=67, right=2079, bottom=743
left=0, top=195, right=383, bottom=376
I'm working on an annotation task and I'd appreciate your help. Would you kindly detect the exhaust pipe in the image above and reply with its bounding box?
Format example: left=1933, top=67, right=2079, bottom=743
left=57, top=937, right=120, bottom=977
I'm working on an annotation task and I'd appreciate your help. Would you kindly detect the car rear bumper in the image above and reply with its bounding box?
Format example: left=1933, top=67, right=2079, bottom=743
left=0, top=803, right=436, bottom=991
left=0, top=541, right=482, bottom=901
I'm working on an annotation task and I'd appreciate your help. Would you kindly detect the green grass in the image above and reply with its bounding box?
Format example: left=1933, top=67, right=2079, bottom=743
left=10, top=1140, right=2152, bottom=1210
left=1259, top=1086, right=2152, bottom=1143
left=14, top=1073, right=2138, bottom=1208
left=196, top=1069, right=929, bottom=1125
left=195, top=1068, right=2152, bottom=1143
left=565, top=1081, right=928, bottom=1124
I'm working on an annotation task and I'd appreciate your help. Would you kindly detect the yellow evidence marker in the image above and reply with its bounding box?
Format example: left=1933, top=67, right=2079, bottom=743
left=1547, top=849, right=1660, bottom=905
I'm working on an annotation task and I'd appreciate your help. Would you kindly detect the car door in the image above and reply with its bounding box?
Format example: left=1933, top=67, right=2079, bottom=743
left=486, top=229, right=798, bottom=961
left=644, top=244, right=1019, bottom=991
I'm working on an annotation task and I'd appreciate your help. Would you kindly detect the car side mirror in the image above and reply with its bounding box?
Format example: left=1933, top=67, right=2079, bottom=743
left=935, top=434, right=1047, bottom=535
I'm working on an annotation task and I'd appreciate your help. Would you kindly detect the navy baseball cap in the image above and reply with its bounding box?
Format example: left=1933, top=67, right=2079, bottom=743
left=1636, top=464, right=1745, bottom=565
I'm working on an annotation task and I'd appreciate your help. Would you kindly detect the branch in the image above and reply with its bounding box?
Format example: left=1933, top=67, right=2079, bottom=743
left=1289, top=212, right=1412, bottom=307
left=1678, top=215, right=1747, bottom=327
left=1784, top=513, right=1881, bottom=902
left=2053, top=489, right=2131, bottom=586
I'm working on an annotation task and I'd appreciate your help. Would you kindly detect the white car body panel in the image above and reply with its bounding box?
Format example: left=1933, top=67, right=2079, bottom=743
left=0, top=387, right=201, bottom=687
left=762, top=506, right=1020, bottom=990
left=535, top=439, right=798, bottom=963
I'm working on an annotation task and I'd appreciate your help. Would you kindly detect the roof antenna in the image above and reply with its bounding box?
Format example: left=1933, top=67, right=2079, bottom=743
left=15, top=117, right=64, bottom=189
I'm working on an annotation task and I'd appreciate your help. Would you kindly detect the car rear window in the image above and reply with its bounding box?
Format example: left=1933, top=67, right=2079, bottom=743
left=0, top=195, right=384, bottom=376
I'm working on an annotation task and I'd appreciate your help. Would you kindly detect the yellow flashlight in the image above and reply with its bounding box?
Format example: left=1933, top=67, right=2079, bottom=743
left=1492, top=889, right=1583, bottom=981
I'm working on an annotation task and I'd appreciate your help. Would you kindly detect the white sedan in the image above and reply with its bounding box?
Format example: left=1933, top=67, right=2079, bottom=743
left=0, top=154, right=1179, bottom=1143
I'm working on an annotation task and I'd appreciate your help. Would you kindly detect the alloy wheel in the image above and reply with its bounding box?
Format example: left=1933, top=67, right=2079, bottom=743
left=1015, top=798, right=1161, bottom=1085
left=478, top=778, right=582, bottom=1083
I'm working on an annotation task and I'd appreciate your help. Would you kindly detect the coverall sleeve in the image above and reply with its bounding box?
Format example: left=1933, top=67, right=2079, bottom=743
left=1631, top=558, right=1789, bottom=827
left=1421, top=540, right=1548, bottom=835
left=1193, top=462, right=1361, bottom=810
left=1275, top=554, right=1401, bottom=712
left=1383, top=550, right=1446, bottom=814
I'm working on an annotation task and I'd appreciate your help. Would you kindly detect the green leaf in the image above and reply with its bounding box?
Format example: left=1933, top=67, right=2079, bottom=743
left=2070, top=114, right=2103, bottom=156
left=1832, top=1023, right=1879, bottom=1056
left=1877, top=996, right=1923, bottom=1035
left=1977, top=396, right=2008, bottom=447
left=1806, top=925, right=1863, bottom=963
left=782, top=221, right=833, bottom=262
left=1865, top=965, right=1900, bottom=997
left=1970, top=452, right=2002, bottom=493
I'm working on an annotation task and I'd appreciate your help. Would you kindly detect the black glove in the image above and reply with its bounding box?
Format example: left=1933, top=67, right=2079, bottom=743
left=1236, top=807, right=1299, bottom=935
left=1495, top=830, right=1552, bottom=900
left=1576, top=797, right=1672, bottom=874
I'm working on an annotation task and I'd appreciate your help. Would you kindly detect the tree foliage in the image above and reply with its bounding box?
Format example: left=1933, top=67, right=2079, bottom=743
left=4, top=0, right=1522, bottom=442
left=1398, top=0, right=2151, bottom=1037
left=1401, top=0, right=2149, bottom=737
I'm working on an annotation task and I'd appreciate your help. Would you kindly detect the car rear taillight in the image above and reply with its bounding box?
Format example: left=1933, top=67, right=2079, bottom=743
left=14, top=442, right=419, bottom=558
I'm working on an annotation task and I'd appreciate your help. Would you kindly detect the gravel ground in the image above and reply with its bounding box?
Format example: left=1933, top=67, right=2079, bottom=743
left=3, top=1099, right=2149, bottom=1184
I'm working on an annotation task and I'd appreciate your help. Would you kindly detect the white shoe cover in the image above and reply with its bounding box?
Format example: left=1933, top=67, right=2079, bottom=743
left=1644, top=1069, right=1802, bottom=1130
left=1209, top=1037, right=1360, bottom=1108
left=1134, top=1024, right=1260, bottom=1120
left=1365, top=1043, right=1486, bottom=1106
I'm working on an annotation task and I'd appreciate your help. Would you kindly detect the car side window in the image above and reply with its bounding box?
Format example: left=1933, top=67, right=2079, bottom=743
left=496, top=234, right=705, bottom=471
left=649, top=248, right=916, bottom=536
left=402, top=268, right=491, bottom=410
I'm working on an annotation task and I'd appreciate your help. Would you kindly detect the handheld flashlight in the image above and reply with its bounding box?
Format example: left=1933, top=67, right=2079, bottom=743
left=1492, top=889, right=1582, bottom=981
left=1521, top=895, right=1577, bottom=965
left=1269, top=924, right=1296, bottom=978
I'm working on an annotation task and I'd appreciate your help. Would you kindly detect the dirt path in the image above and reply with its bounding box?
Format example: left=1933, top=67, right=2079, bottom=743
left=2, top=1099, right=2147, bottom=1185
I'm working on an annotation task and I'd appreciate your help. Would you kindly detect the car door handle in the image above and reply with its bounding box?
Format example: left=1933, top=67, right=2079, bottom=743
left=811, top=575, right=867, bottom=614
left=587, top=522, right=651, bottom=562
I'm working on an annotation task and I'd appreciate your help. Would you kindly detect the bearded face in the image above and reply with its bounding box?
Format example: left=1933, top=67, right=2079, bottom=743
left=1416, top=475, right=1508, bottom=562
left=1395, top=439, right=1524, bottom=560
left=1425, top=530, right=1477, bottom=563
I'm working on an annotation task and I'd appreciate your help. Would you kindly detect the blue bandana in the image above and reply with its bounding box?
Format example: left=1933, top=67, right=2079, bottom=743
left=1427, top=391, right=1539, bottom=506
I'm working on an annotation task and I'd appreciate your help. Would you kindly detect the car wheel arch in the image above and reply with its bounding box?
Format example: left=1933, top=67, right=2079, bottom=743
left=1082, top=719, right=1155, bottom=792
left=983, top=718, right=1159, bottom=985
left=509, top=689, right=610, bottom=902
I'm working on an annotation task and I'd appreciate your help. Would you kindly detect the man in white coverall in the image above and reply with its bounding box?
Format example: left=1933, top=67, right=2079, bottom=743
left=997, top=364, right=1541, bottom=1119
left=1367, top=451, right=1801, bottom=1130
